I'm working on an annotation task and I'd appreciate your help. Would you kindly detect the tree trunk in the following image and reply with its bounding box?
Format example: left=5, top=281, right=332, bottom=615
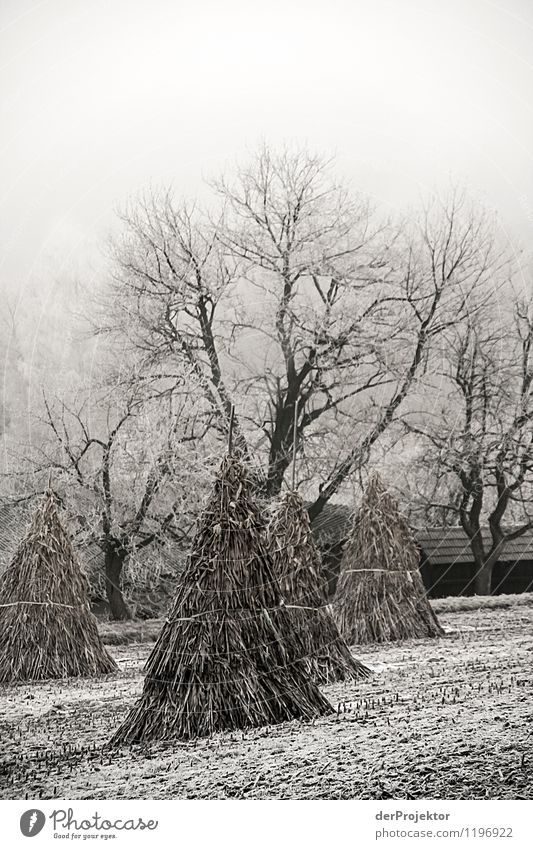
left=266, top=454, right=289, bottom=498
left=473, top=559, right=493, bottom=595
left=461, top=515, right=493, bottom=597
left=473, top=544, right=504, bottom=595
left=104, top=547, right=132, bottom=620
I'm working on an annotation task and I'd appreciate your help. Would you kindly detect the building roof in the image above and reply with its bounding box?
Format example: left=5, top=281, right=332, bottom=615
left=309, top=501, right=533, bottom=566
left=416, top=526, right=533, bottom=566
left=310, top=502, right=354, bottom=549
left=0, top=497, right=183, bottom=583
left=0, top=498, right=35, bottom=569
left=0, top=496, right=101, bottom=576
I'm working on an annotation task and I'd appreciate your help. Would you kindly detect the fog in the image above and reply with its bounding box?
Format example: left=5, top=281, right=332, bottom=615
left=1, top=0, right=532, bottom=305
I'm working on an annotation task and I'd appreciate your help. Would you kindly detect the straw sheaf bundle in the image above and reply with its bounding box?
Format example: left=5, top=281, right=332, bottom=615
left=0, top=492, right=117, bottom=683
left=268, top=490, right=371, bottom=684
left=334, top=475, right=443, bottom=644
left=111, top=455, right=332, bottom=744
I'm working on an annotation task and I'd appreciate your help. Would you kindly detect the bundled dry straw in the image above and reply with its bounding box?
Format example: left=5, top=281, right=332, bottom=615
left=111, top=455, right=332, bottom=744
left=268, top=490, right=370, bottom=684
left=334, top=475, right=443, bottom=644
left=0, top=491, right=117, bottom=683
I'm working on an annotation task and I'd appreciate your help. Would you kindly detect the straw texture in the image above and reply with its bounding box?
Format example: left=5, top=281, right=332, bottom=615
left=0, top=491, right=117, bottom=683
left=334, top=475, right=443, bottom=644
left=111, top=455, right=333, bottom=744
left=268, top=490, right=371, bottom=684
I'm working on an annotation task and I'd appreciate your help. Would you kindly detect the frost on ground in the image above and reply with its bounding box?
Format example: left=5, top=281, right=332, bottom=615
left=0, top=604, right=532, bottom=800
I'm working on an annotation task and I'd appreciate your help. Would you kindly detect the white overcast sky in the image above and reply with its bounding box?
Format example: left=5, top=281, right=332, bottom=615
left=1, top=0, right=532, bottom=294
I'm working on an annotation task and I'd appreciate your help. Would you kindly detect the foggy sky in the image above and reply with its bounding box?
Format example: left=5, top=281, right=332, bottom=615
left=1, top=0, right=532, bottom=299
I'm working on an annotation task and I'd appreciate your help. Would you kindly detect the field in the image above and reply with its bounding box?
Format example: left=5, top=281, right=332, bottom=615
left=1, top=598, right=532, bottom=800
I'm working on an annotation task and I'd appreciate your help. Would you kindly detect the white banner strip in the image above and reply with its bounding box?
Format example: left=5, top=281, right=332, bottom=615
left=1, top=799, right=531, bottom=848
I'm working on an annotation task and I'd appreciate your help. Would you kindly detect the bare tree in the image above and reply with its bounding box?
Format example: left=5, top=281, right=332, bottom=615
left=104, top=148, right=508, bottom=518
left=214, top=146, right=395, bottom=498
left=27, top=372, right=211, bottom=619
left=103, top=193, right=251, bottom=458
left=404, top=294, right=533, bottom=594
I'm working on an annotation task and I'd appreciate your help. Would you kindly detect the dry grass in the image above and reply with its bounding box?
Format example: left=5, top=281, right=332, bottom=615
left=111, top=455, right=333, bottom=744
left=334, top=475, right=443, bottom=644
left=268, top=490, right=370, bottom=684
left=0, top=491, right=117, bottom=683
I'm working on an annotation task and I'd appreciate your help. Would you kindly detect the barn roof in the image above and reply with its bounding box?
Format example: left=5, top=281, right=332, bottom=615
left=0, top=497, right=183, bottom=579
left=309, top=501, right=533, bottom=566
left=309, top=502, right=354, bottom=548
left=0, top=496, right=99, bottom=575
left=416, top=526, right=533, bottom=566
left=0, top=498, right=35, bottom=569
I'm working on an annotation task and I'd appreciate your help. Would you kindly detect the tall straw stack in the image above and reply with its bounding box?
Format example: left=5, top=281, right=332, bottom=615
left=111, top=455, right=332, bottom=744
left=334, top=474, right=443, bottom=644
left=0, top=491, right=117, bottom=683
left=268, top=490, right=371, bottom=684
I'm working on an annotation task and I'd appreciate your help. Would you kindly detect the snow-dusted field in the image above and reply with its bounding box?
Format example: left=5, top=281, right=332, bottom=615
left=1, top=603, right=532, bottom=800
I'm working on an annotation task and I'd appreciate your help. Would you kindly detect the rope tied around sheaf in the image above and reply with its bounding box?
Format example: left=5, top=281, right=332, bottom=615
left=342, top=569, right=414, bottom=576
left=165, top=609, right=224, bottom=623
left=0, top=601, right=84, bottom=609
left=164, top=601, right=329, bottom=624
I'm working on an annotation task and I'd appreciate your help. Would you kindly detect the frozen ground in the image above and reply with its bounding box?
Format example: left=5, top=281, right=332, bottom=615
left=1, top=602, right=532, bottom=800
